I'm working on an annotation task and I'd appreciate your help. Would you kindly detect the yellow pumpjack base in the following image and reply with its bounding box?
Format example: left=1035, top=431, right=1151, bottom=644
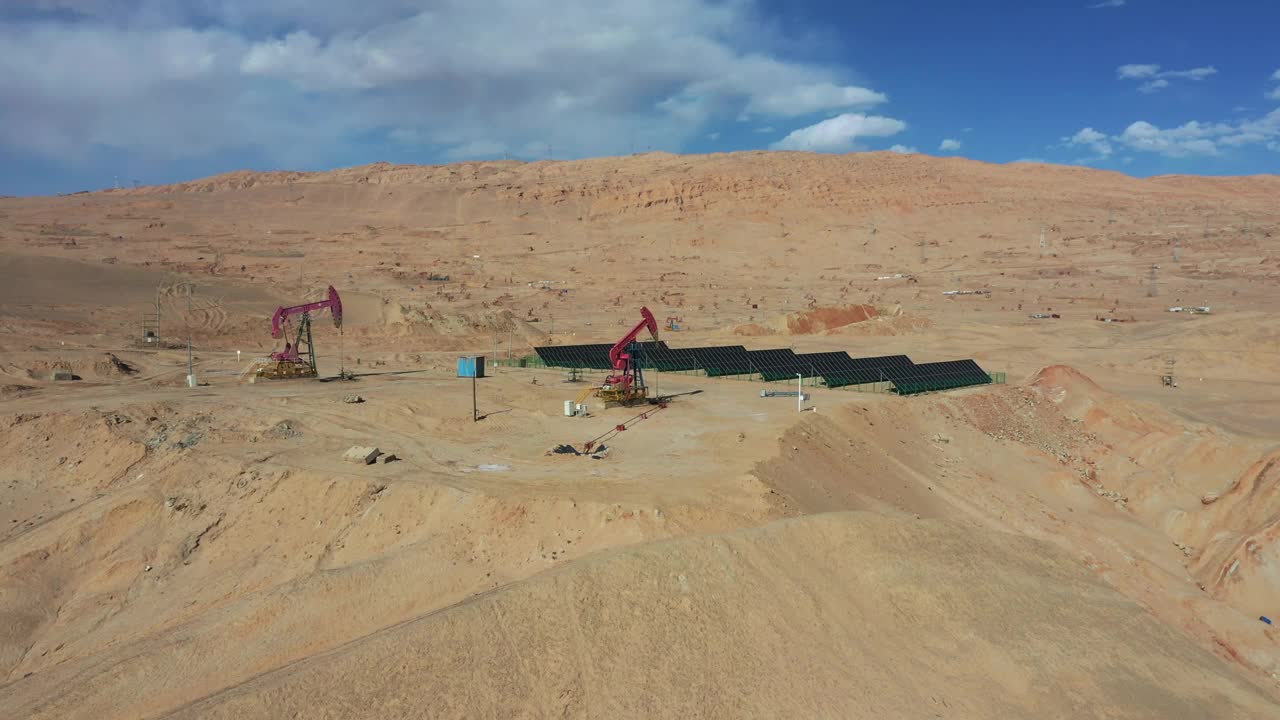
left=596, top=387, right=648, bottom=406
left=254, top=361, right=318, bottom=380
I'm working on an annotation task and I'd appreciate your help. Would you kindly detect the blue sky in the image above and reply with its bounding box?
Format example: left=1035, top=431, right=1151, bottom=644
left=0, top=0, right=1277, bottom=196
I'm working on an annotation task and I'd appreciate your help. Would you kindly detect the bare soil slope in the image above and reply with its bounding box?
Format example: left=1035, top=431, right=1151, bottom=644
left=166, top=513, right=1277, bottom=720
left=1, top=151, right=1278, bottom=717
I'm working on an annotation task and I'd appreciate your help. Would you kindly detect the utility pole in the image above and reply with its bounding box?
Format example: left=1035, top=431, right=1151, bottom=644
left=186, top=282, right=195, bottom=386
left=796, top=373, right=803, bottom=413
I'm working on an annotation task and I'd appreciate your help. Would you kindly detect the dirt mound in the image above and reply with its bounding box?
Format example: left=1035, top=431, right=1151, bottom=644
left=786, top=304, right=878, bottom=333
left=96, top=353, right=138, bottom=376
left=162, top=513, right=1276, bottom=719
left=18, top=352, right=147, bottom=383
left=734, top=305, right=879, bottom=336
left=1030, top=364, right=1109, bottom=420
left=1032, top=364, right=1105, bottom=391
left=826, top=310, right=934, bottom=337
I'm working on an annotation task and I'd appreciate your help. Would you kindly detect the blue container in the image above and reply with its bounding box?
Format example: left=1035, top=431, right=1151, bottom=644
left=457, top=355, right=485, bottom=378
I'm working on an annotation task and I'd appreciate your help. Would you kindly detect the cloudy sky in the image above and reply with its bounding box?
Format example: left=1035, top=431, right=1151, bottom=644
left=1, top=0, right=1277, bottom=195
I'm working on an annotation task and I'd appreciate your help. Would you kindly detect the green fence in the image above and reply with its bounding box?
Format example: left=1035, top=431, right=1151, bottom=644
left=493, top=355, right=549, bottom=369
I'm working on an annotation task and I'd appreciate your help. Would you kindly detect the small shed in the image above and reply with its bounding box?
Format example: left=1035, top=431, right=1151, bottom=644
left=457, top=355, right=486, bottom=378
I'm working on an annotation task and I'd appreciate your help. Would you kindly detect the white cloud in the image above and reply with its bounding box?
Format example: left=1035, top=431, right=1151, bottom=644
left=771, top=113, right=906, bottom=152
left=1089, top=0, right=1125, bottom=7
left=753, top=126, right=775, bottom=133
left=1270, top=87, right=1280, bottom=101
left=1117, top=64, right=1160, bottom=79
left=1117, top=64, right=1217, bottom=93
left=1121, top=157, right=1134, bottom=165
left=1162, top=67, right=1217, bottom=80
left=1273, top=69, right=1280, bottom=82
left=1118, top=120, right=1223, bottom=157
left=1101, top=112, right=1280, bottom=158
left=746, top=83, right=886, bottom=117
left=0, top=0, right=895, bottom=168
left=1063, top=127, right=1113, bottom=157
left=1139, top=78, right=1170, bottom=94
left=888, top=144, right=918, bottom=154
left=707, top=132, right=720, bottom=141
left=0, top=23, right=254, bottom=159
left=1062, top=112, right=1280, bottom=160
left=939, top=138, right=962, bottom=151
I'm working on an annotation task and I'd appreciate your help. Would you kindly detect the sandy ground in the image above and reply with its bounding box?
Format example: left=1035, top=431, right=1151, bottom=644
left=1, top=151, right=1278, bottom=717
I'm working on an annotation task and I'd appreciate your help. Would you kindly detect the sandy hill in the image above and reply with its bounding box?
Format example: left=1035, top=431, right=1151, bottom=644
left=153, top=513, right=1278, bottom=719
left=1, top=151, right=1279, bottom=717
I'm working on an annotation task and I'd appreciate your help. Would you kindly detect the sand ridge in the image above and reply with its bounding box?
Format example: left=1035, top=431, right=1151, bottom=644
left=1, top=151, right=1278, bottom=716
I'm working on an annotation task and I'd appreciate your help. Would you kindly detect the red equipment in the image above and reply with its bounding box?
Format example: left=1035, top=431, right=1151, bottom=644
left=598, top=307, right=659, bottom=405
left=272, top=285, right=343, bottom=341
left=257, top=286, right=343, bottom=379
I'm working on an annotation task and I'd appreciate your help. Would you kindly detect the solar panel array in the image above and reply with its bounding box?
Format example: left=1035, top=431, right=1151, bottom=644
left=534, top=341, right=991, bottom=394
left=879, top=359, right=992, bottom=396
left=535, top=341, right=667, bottom=370
left=743, top=349, right=800, bottom=379
left=809, top=354, right=914, bottom=388
left=648, top=346, right=735, bottom=372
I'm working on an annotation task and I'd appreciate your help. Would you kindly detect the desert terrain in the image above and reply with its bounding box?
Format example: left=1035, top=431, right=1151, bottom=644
left=1, top=150, right=1279, bottom=718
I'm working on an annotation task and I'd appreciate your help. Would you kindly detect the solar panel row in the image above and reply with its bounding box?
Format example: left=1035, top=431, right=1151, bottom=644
left=807, top=354, right=915, bottom=388
left=880, top=360, right=991, bottom=395
left=534, top=341, right=667, bottom=370
left=648, top=345, right=735, bottom=372
left=533, top=342, right=990, bottom=395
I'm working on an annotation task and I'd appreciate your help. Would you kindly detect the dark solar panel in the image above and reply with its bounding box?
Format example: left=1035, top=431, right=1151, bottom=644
left=822, top=354, right=914, bottom=388
left=757, top=351, right=851, bottom=381
left=881, top=359, right=991, bottom=395
left=694, top=345, right=751, bottom=376
left=534, top=343, right=611, bottom=369
left=648, top=346, right=707, bottom=372
left=743, top=349, right=800, bottom=378
left=535, top=341, right=667, bottom=369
